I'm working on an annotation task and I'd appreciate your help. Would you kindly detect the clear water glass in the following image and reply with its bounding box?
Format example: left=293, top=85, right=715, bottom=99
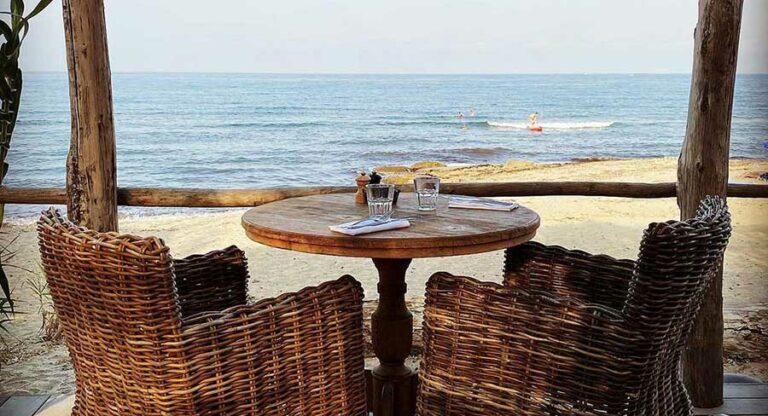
left=414, top=176, right=440, bottom=211
left=366, top=184, right=395, bottom=219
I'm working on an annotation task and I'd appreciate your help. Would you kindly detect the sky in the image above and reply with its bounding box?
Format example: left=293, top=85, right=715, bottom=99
left=16, top=0, right=768, bottom=74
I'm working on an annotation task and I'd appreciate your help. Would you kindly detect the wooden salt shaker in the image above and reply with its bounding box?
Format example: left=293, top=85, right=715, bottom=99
left=355, top=172, right=370, bottom=204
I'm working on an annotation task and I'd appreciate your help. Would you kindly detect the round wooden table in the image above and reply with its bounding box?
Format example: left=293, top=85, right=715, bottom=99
left=242, top=193, right=540, bottom=416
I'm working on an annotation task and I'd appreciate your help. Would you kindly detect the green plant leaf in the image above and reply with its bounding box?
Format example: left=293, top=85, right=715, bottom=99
left=0, top=79, right=12, bottom=99
left=11, top=17, right=29, bottom=42
left=0, top=261, right=13, bottom=313
left=10, top=0, right=24, bottom=26
left=0, top=20, right=12, bottom=40
left=25, top=0, right=53, bottom=21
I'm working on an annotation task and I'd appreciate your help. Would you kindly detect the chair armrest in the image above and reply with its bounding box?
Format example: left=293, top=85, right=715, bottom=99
left=419, top=273, right=642, bottom=416
left=504, top=241, right=636, bottom=310
left=180, top=276, right=367, bottom=416
left=173, top=245, right=249, bottom=317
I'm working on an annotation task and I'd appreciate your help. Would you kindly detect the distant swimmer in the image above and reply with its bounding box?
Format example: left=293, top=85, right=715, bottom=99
left=469, top=108, right=477, bottom=117
left=528, top=112, right=542, bottom=132
left=457, top=112, right=464, bottom=119
left=528, top=112, right=539, bottom=127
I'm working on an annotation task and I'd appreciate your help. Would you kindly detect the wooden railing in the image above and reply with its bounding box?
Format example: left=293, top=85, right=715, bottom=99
left=1, top=182, right=766, bottom=207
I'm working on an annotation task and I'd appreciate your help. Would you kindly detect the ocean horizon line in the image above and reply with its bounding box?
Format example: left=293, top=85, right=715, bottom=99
left=24, top=70, right=768, bottom=76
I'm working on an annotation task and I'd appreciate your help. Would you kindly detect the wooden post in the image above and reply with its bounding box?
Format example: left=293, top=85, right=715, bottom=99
left=678, top=0, right=743, bottom=408
left=62, top=0, right=118, bottom=231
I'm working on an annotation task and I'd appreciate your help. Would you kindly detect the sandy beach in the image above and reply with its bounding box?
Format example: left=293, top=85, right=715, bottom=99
left=1, top=156, right=766, bottom=394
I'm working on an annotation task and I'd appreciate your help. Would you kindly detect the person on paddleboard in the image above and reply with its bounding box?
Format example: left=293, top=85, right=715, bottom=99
left=528, top=112, right=542, bottom=131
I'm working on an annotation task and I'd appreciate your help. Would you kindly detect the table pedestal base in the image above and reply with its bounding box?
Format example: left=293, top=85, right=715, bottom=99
left=371, top=258, right=416, bottom=416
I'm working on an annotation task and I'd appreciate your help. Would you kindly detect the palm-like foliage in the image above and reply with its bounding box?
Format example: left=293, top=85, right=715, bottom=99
left=0, top=0, right=53, bottom=314
left=0, top=232, right=30, bottom=337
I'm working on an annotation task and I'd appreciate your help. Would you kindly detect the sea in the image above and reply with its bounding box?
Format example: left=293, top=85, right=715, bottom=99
left=5, top=73, right=767, bottom=218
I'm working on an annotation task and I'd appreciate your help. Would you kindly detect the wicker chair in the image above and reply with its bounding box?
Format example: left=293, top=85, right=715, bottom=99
left=418, top=196, right=731, bottom=416
left=37, top=208, right=367, bottom=416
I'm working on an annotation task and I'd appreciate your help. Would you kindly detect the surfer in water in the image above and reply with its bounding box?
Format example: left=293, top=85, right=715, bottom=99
left=528, top=112, right=542, bottom=132
left=457, top=112, right=465, bottom=119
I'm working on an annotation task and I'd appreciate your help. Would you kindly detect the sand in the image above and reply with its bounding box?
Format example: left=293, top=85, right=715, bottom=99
left=1, top=156, right=766, bottom=394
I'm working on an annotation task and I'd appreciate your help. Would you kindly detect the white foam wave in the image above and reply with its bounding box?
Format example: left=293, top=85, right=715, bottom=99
left=487, top=121, right=614, bottom=130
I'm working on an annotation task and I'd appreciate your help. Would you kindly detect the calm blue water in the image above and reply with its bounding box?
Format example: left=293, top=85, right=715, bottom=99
left=6, top=73, right=767, bottom=217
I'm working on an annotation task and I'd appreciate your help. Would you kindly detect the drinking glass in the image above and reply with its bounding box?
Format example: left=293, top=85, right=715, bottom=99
left=414, top=176, right=440, bottom=211
left=366, top=184, right=395, bottom=219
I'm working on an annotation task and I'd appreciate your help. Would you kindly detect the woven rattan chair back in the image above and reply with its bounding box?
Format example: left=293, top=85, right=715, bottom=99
left=174, top=248, right=248, bottom=316
left=37, top=208, right=196, bottom=415
left=38, top=208, right=368, bottom=416
left=181, top=275, right=367, bottom=415
left=423, top=196, right=732, bottom=416
left=418, top=273, right=636, bottom=416
left=623, top=196, right=732, bottom=414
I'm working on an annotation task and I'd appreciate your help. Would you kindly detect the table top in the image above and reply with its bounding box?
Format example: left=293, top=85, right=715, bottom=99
left=241, top=193, right=540, bottom=259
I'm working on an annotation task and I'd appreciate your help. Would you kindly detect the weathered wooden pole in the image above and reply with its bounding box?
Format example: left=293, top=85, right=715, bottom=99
left=61, top=0, right=118, bottom=232
left=678, top=0, right=743, bottom=407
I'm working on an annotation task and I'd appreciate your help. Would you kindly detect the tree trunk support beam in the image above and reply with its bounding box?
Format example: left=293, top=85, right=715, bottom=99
left=62, top=0, right=118, bottom=231
left=679, top=0, right=743, bottom=408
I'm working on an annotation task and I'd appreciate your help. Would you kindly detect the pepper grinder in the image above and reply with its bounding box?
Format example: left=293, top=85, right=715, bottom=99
left=355, top=172, right=371, bottom=204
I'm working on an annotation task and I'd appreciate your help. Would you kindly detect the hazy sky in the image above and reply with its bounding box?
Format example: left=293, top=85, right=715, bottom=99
left=18, top=0, right=768, bottom=73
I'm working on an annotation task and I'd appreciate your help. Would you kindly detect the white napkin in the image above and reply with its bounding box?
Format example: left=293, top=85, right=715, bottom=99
left=448, top=196, right=519, bottom=211
left=329, top=218, right=411, bottom=236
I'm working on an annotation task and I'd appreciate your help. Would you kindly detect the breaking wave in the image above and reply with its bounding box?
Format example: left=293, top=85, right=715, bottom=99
left=487, top=121, right=614, bottom=130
